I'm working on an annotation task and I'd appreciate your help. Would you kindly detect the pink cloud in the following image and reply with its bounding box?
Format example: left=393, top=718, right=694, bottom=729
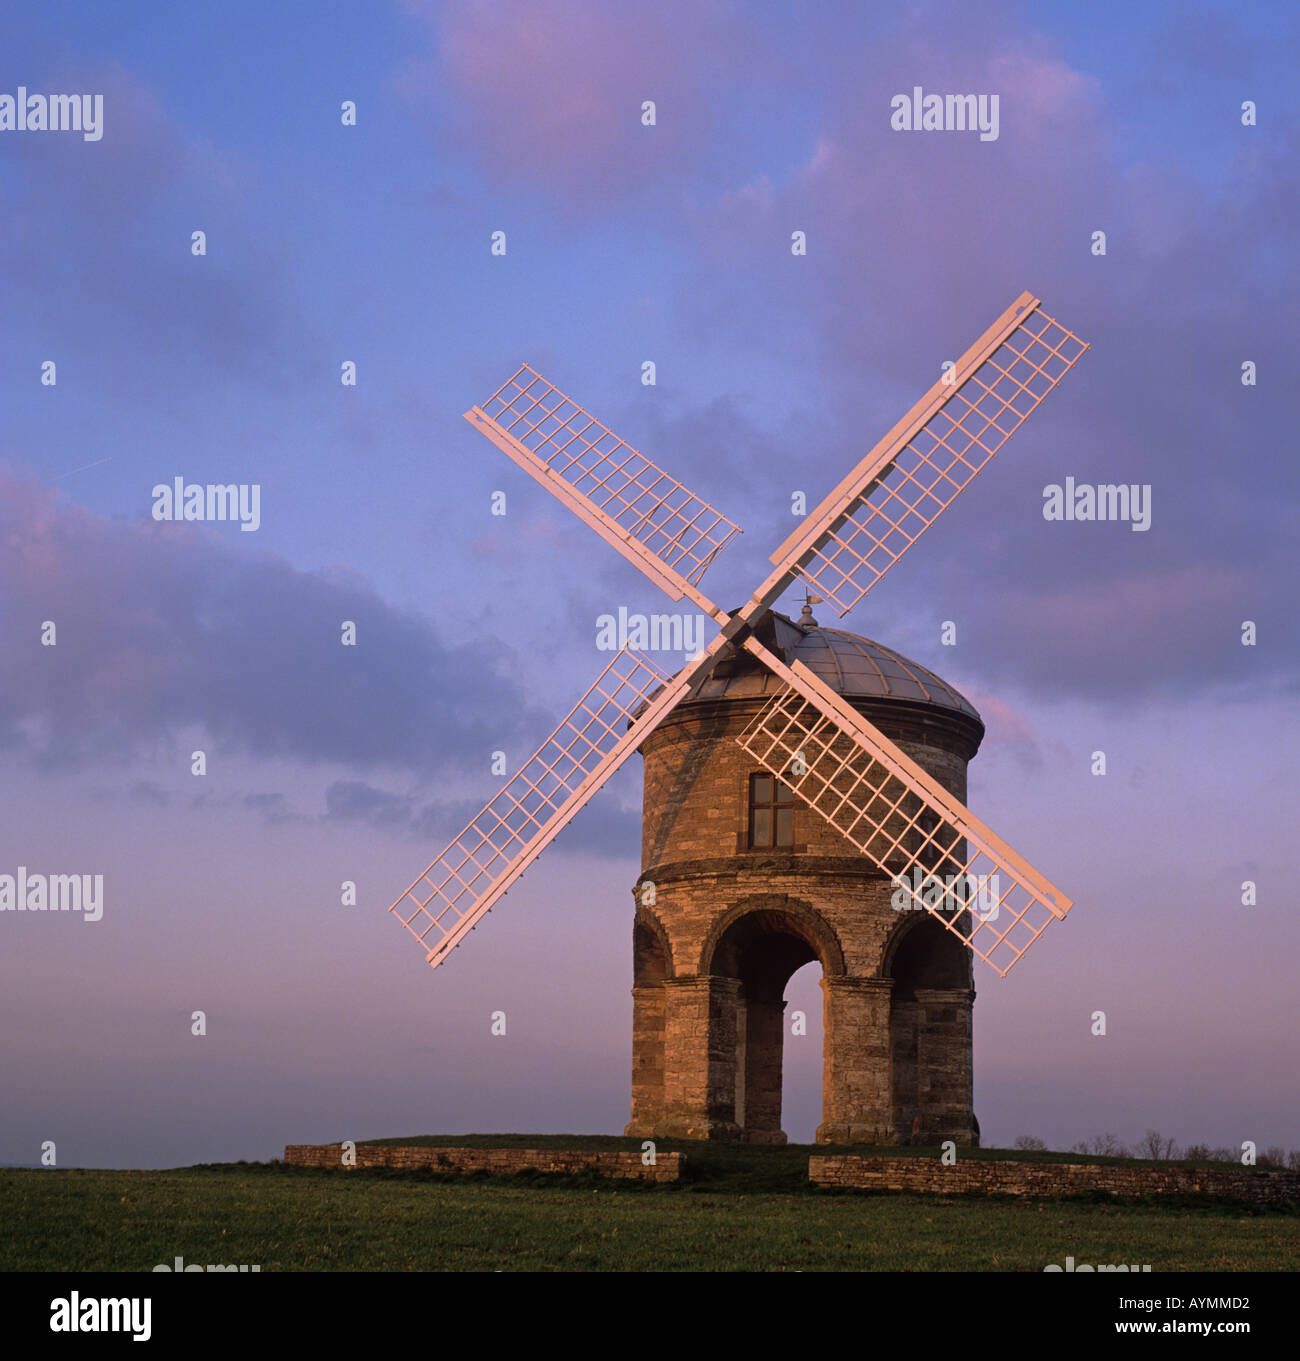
left=964, top=690, right=1037, bottom=748
left=674, top=20, right=1112, bottom=393
left=399, top=0, right=745, bottom=206
left=1007, top=563, right=1255, bottom=644
left=467, top=506, right=573, bottom=559
left=987, top=46, right=1099, bottom=117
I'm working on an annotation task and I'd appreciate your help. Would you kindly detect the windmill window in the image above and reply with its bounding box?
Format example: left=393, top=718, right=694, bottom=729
left=915, top=809, right=940, bottom=864
left=749, top=773, right=794, bottom=848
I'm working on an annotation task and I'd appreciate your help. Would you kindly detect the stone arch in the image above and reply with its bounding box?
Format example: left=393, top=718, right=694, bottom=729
left=632, top=903, right=674, bottom=983
left=695, top=895, right=844, bottom=1144
left=881, top=907, right=971, bottom=989
left=697, top=893, right=846, bottom=981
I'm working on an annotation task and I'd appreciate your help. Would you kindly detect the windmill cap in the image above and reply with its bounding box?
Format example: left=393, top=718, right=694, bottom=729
left=686, top=608, right=981, bottom=720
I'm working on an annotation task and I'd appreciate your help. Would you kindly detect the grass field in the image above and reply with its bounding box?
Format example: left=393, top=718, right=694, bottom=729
left=3, top=1136, right=1297, bottom=1272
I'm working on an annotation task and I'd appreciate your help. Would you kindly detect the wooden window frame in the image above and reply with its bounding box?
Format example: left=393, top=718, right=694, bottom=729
left=747, top=771, right=795, bottom=849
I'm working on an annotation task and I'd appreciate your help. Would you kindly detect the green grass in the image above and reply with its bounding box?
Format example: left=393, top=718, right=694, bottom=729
left=3, top=1137, right=1297, bottom=1271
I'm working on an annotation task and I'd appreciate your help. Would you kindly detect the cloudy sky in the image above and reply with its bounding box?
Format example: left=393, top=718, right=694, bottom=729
left=1, top=0, right=1296, bottom=1167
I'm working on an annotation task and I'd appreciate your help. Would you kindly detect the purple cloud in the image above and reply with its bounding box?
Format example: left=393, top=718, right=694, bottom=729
left=0, top=468, right=536, bottom=771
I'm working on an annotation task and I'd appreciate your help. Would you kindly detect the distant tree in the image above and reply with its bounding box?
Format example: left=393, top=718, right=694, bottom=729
left=1184, top=1143, right=1211, bottom=1162
left=1287, top=1150, right=1300, bottom=1171
left=1261, top=1146, right=1287, bottom=1168
left=1208, top=1147, right=1235, bottom=1163
left=1013, top=1135, right=1047, bottom=1151
left=1072, top=1133, right=1130, bottom=1158
left=1137, top=1129, right=1179, bottom=1161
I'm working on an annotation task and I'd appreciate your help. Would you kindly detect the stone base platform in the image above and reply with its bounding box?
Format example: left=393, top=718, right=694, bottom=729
left=809, top=1155, right=1300, bottom=1203
left=283, top=1143, right=684, bottom=1182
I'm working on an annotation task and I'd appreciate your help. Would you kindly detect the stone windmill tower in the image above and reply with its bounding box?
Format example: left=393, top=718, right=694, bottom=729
left=389, top=293, right=1087, bottom=1149
left=627, top=603, right=984, bottom=1146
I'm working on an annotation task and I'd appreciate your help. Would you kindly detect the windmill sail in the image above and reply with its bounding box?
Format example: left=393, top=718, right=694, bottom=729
left=763, top=293, right=1089, bottom=617
left=737, top=639, right=1071, bottom=976
left=466, top=365, right=740, bottom=615
left=391, top=649, right=683, bottom=968
left=399, top=294, right=1086, bottom=978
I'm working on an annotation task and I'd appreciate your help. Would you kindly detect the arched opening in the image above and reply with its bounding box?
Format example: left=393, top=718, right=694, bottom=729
left=781, top=959, right=824, bottom=1144
left=632, top=917, right=670, bottom=985
left=885, top=913, right=973, bottom=1144
left=706, top=905, right=835, bottom=1144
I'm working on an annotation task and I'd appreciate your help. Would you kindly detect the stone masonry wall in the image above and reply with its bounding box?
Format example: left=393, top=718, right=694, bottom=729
left=640, top=697, right=975, bottom=875
left=809, top=1155, right=1300, bottom=1203
left=631, top=691, right=979, bottom=1144
left=283, top=1144, right=683, bottom=1182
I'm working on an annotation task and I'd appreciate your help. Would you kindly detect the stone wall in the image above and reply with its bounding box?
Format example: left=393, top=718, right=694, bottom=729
left=282, top=1144, right=683, bottom=1182
left=640, top=695, right=978, bottom=875
left=808, top=1155, right=1300, bottom=1203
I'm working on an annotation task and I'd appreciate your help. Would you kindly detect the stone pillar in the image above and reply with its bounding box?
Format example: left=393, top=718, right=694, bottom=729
left=741, top=999, right=787, bottom=1144
left=655, top=976, right=743, bottom=1140
left=624, top=983, right=666, bottom=1137
left=733, top=995, right=746, bottom=1131
left=889, top=996, right=921, bottom=1143
left=818, top=976, right=894, bottom=1144
left=915, top=986, right=976, bottom=1144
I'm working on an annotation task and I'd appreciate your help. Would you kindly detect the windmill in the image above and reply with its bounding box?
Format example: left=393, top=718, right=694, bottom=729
left=392, top=291, right=1088, bottom=979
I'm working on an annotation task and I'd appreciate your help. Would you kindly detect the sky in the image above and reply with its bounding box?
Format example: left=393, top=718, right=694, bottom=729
left=1, top=0, right=1297, bottom=1168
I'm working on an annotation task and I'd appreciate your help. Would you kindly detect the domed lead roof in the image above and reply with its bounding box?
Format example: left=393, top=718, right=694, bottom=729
left=684, top=609, right=980, bottom=720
